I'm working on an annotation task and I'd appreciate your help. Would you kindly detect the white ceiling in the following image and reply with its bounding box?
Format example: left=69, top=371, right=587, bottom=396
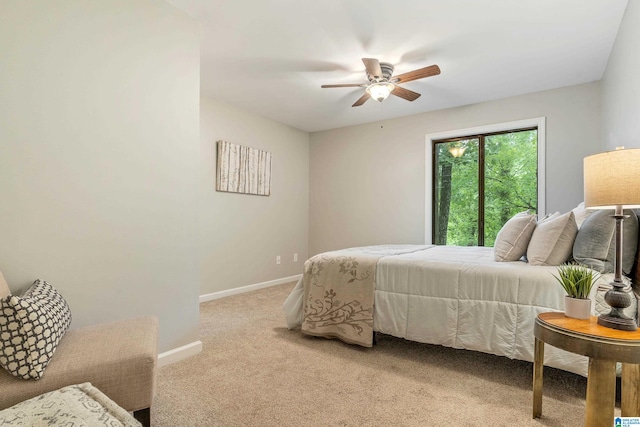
left=166, top=0, right=628, bottom=133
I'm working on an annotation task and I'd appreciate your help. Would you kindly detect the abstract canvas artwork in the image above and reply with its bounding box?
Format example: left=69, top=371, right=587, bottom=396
left=216, top=140, right=272, bottom=196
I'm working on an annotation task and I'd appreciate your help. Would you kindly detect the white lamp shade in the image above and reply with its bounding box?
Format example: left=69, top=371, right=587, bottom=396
left=584, top=148, right=640, bottom=209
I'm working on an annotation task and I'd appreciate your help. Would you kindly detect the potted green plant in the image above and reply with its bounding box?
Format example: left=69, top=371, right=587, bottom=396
left=552, top=263, right=601, bottom=319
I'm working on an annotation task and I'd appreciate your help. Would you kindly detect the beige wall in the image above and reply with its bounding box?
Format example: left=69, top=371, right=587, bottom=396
left=602, top=1, right=640, bottom=150
left=309, top=82, right=601, bottom=255
left=200, top=97, right=309, bottom=295
left=0, top=0, right=200, bottom=352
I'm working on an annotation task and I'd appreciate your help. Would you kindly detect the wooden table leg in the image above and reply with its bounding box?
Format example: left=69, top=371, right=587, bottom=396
left=585, top=358, right=616, bottom=427
left=533, top=337, right=544, bottom=418
left=622, top=363, right=640, bottom=417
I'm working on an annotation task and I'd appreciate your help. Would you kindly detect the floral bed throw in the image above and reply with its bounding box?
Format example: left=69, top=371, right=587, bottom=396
left=301, top=245, right=428, bottom=347
left=0, top=382, right=141, bottom=427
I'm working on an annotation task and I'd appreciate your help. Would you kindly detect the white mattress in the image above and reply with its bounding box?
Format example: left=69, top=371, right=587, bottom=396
left=284, top=245, right=637, bottom=377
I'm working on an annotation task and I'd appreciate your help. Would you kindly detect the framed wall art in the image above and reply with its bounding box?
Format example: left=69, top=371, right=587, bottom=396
left=216, top=140, right=272, bottom=196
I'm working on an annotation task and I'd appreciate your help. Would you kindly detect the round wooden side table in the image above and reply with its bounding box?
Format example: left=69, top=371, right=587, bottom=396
left=533, top=312, right=640, bottom=426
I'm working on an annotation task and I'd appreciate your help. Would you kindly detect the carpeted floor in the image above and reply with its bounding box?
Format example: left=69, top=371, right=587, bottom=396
left=152, top=282, right=608, bottom=426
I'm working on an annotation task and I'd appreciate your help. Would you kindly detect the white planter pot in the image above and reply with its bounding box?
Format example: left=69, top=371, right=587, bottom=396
left=564, top=296, right=591, bottom=320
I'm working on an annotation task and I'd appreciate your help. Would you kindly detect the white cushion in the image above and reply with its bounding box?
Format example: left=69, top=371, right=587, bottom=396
left=571, top=202, right=592, bottom=229
left=0, top=382, right=140, bottom=425
left=539, top=211, right=561, bottom=222
left=527, top=211, right=578, bottom=266
left=494, top=211, right=537, bottom=262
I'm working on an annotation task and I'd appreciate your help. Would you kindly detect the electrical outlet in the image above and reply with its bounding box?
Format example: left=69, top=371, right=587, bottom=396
left=294, top=253, right=298, bottom=262
left=276, top=255, right=281, bottom=265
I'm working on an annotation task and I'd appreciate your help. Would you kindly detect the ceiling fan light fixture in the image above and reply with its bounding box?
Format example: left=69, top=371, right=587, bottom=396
left=366, top=82, right=395, bottom=102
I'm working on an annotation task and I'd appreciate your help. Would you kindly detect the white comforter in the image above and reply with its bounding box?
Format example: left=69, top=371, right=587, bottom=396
left=284, top=244, right=617, bottom=377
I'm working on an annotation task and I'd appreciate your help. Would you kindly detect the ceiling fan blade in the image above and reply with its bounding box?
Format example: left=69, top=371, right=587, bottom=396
left=392, top=65, right=441, bottom=84
left=362, top=58, right=382, bottom=79
left=321, top=83, right=366, bottom=88
left=352, top=92, right=370, bottom=107
left=391, top=85, right=421, bottom=102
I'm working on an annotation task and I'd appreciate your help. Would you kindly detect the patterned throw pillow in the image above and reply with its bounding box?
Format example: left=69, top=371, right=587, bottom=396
left=0, top=280, right=72, bottom=380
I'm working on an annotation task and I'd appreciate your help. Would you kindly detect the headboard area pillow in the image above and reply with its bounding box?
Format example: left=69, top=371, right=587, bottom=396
left=571, top=202, right=592, bottom=229
left=527, top=211, right=578, bottom=266
left=573, top=209, right=639, bottom=274
left=494, top=211, right=537, bottom=262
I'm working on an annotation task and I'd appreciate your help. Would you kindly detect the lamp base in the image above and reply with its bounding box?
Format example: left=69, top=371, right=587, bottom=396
left=597, top=313, right=637, bottom=331
left=597, top=280, right=638, bottom=331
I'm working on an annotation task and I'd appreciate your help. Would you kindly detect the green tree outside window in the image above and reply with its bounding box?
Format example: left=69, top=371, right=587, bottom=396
left=433, top=128, right=537, bottom=246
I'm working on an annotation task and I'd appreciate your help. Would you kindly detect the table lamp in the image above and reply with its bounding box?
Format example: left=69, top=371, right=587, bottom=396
left=584, top=147, right=640, bottom=331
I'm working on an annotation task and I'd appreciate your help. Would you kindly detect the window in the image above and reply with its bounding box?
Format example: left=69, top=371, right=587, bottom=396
left=425, top=118, right=546, bottom=246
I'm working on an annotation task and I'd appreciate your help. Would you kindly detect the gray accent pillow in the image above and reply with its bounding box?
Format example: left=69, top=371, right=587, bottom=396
left=494, top=211, right=537, bottom=262
left=573, top=209, right=638, bottom=274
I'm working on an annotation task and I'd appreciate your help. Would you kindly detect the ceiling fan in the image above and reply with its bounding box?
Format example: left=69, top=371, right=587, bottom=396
left=321, top=58, right=441, bottom=107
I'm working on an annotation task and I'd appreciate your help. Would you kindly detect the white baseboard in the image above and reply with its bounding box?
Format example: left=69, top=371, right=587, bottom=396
left=199, top=274, right=302, bottom=304
left=158, top=340, right=203, bottom=368
left=158, top=276, right=300, bottom=367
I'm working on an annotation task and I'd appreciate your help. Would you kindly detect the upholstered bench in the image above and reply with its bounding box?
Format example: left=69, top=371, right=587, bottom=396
left=0, top=382, right=142, bottom=426
left=0, top=271, right=158, bottom=427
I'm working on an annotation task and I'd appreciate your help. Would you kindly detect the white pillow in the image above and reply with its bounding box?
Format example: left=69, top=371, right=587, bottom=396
left=571, top=202, right=592, bottom=229
left=494, top=211, right=537, bottom=262
left=527, top=211, right=578, bottom=266
left=539, top=211, right=560, bottom=223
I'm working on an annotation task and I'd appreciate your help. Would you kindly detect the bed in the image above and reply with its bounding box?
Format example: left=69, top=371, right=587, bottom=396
left=283, top=208, right=640, bottom=377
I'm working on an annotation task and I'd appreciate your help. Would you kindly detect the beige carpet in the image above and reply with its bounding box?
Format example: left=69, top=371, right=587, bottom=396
left=152, top=282, right=607, bottom=426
